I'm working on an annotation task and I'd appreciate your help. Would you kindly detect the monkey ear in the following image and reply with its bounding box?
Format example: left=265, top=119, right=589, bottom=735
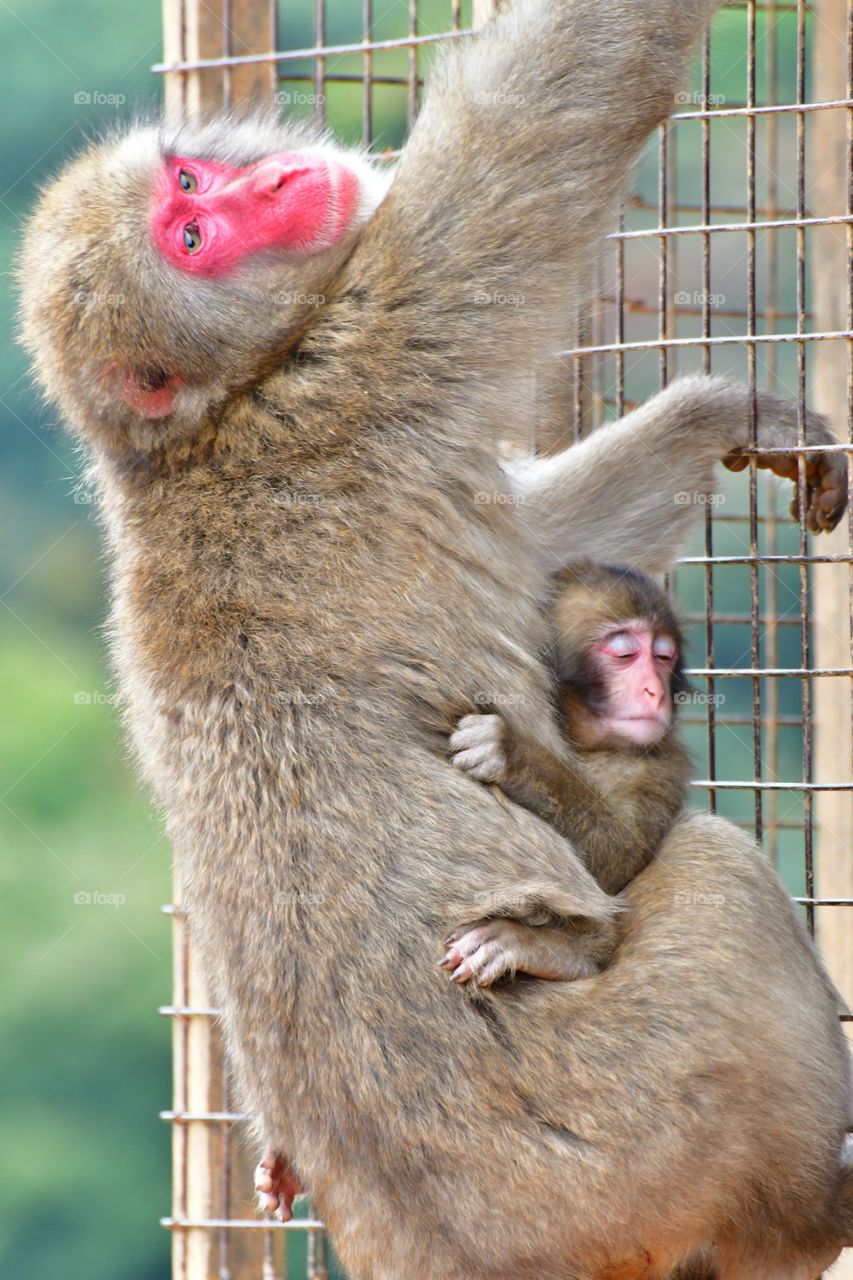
left=104, top=362, right=184, bottom=420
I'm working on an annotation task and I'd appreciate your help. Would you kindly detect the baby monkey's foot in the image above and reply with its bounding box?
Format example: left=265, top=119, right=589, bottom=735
left=449, top=713, right=508, bottom=783
left=440, top=918, right=597, bottom=988
left=255, top=1151, right=303, bottom=1222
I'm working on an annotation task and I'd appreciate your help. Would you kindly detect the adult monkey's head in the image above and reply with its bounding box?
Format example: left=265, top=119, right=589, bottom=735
left=18, top=116, right=390, bottom=455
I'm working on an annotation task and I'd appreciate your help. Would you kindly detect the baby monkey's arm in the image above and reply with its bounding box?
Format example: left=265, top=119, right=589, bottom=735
left=443, top=713, right=674, bottom=989
left=450, top=713, right=681, bottom=895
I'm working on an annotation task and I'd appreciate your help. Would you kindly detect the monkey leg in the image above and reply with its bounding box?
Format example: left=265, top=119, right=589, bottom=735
left=440, top=917, right=599, bottom=986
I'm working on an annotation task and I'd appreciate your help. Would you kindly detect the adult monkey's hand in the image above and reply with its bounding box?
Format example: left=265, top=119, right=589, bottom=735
left=723, top=402, right=847, bottom=533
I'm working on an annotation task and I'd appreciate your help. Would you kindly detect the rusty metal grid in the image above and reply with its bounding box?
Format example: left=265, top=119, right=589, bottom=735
left=155, top=1, right=853, bottom=1275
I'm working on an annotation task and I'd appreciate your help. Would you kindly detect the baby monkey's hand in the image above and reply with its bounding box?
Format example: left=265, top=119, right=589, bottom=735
left=449, top=713, right=508, bottom=784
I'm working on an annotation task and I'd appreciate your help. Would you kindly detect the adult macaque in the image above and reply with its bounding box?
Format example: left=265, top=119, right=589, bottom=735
left=19, top=0, right=853, bottom=1272
left=445, top=561, right=692, bottom=986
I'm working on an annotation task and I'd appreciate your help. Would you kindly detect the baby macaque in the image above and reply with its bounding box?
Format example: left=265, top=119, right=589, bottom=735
left=443, top=559, right=693, bottom=987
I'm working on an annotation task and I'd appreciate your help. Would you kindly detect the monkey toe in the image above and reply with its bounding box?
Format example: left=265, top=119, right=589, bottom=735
left=254, top=1153, right=301, bottom=1222
left=453, top=940, right=503, bottom=985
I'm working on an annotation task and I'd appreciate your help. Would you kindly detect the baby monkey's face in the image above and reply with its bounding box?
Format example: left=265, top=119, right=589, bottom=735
left=578, top=619, right=676, bottom=747
left=567, top=620, right=679, bottom=751
left=552, top=560, right=687, bottom=754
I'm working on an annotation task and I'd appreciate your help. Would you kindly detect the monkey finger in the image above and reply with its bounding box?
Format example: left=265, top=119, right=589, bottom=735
left=441, top=939, right=481, bottom=971
left=474, top=954, right=513, bottom=987
left=450, top=744, right=505, bottom=783
left=448, top=926, right=493, bottom=960
left=457, top=940, right=502, bottom=983
left=819, top=485, right=843, bottom=513
left=449, top=746, right=490, bottom=779
left=449, top=713, right=503, bottom=750
left=761, top=454, right=799, bottom=480
left=723, top=449, right=750, bottom=473
left=275, top=1199, right=294, bottom=1223
left=790, top=482, right=846, bottom=533
left=449, top=713, right=490, bottom=746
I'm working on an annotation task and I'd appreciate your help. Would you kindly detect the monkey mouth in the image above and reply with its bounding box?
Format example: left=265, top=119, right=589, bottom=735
left=603, top=714, right=669, bottom=745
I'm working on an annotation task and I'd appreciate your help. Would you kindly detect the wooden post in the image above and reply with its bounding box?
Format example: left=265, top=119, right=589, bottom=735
left=810, top=2, right=853, bottom=1021
left=161, top=0, right=278, bottom=121
left=810, top=1, right=853, bottom=1273
left=168, top=905, right=223, bottom=1280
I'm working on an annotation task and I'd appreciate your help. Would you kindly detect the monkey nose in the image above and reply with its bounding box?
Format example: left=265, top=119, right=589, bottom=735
left=643, top=681, right=666, bottom=707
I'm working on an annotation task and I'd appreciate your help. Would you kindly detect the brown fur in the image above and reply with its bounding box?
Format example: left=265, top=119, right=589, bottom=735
left=17, top=0, right=853, bottom=1275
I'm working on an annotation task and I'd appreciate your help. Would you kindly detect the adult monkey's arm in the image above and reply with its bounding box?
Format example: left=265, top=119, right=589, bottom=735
left=352, top=0, right=845, bottom=564
left=351, top=0, right=723, bottom=430
left=509, top=376, right=847, bottom=575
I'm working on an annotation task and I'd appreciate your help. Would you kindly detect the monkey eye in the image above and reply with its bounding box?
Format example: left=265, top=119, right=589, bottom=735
left=653, top=635, right=677, bottom=662
left=183, top=222, right=202, bottom=253
left=601, top=631, right=638, bottom=659
left=178, top=169, right=198, bottom=193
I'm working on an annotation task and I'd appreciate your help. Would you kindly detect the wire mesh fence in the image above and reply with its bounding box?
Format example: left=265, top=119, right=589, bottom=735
left=155, top=0, right=853, bottom=1274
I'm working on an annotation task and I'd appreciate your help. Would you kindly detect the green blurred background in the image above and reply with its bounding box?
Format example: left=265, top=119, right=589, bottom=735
left=0, top=3, right=818, bottom=1278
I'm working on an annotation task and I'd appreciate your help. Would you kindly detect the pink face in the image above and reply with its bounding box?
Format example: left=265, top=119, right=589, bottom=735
left=150, top=152, right=361, bottom=276
left=580, top=623, right=678, bottom=748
